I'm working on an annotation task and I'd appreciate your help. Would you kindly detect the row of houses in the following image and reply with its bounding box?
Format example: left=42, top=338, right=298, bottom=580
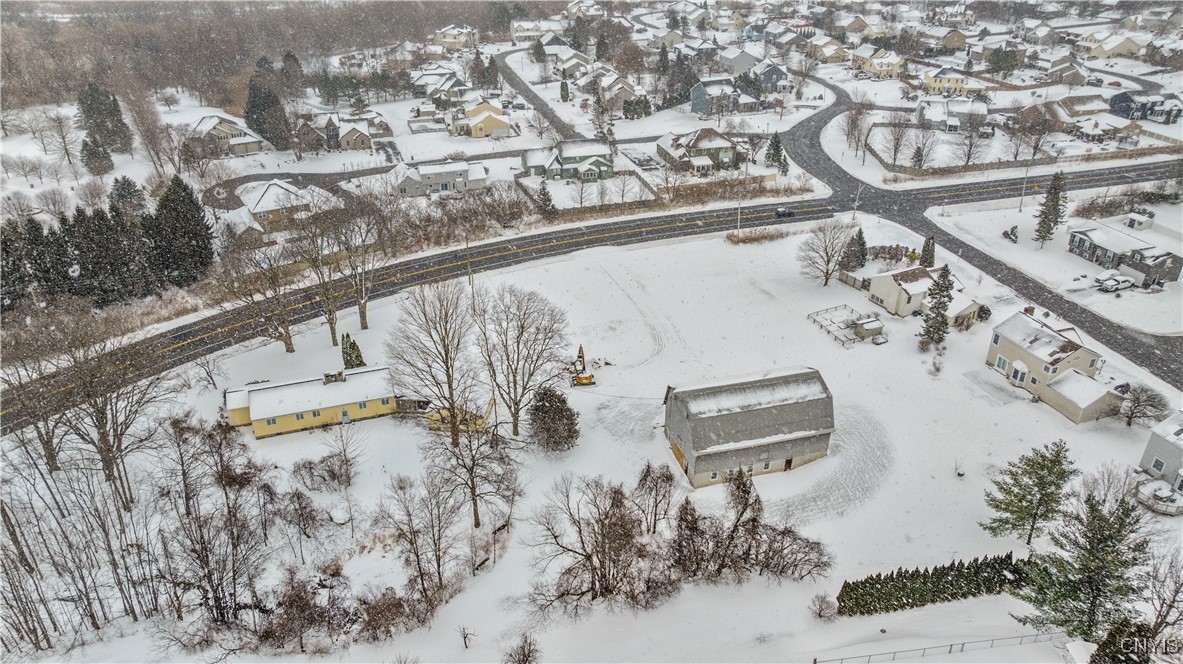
left=185, top=108, right=394, bottom=162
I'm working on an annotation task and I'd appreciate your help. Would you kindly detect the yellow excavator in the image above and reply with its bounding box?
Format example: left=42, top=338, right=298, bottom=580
left=570, top=344, right=596, bottom=387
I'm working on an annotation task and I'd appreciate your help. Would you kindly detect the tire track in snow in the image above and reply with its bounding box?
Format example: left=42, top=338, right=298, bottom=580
left=770, top=403, right=894, bottom=526
left=599, top=266, right=668, bottom=370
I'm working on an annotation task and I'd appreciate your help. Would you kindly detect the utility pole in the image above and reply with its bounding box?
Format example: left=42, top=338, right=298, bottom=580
left=852, top=182, right=865, bottom=221
left=1018, top=163, right=1031, bottom=212
left=736, top=199, right=742, bottom=230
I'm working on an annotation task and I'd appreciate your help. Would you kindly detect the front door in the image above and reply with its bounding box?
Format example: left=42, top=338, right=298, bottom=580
left=784, top=457, right=793, bottom=471
left=341, top=409, right=351, bottom=424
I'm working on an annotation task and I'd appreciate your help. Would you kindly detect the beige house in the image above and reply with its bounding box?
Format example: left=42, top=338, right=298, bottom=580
left=447, top=97, right=514, bottom=138
left=986, top=310, right=1122, bottom=424
left=186, top=115, right=264, bottom=158
left=924, top=67, right=972, bottom=95
left=243, top=179, right=336, bottom=232
left=1075, top=33, right=1142, bottom=59
left=849, top=44, right=886, bottom=70
left=864, top=52, right=904, bottom=79
left=433, top=24, right=479, bottom=51
left=866, top=265, right=978, bottom=319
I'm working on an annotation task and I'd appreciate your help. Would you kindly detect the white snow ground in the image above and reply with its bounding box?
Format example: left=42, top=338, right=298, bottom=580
left=54, top=213, right=1180, bottom=664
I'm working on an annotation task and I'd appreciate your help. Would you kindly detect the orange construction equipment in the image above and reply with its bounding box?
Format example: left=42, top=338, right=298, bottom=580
left=570, top=344, right=596, bottom=386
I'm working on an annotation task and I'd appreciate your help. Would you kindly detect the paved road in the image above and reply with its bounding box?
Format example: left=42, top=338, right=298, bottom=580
left=782, top=76, right=1183, bottom=391
left=493, top=48, right=583, bottom=140
left=2, top=87, right=1179, bottom=434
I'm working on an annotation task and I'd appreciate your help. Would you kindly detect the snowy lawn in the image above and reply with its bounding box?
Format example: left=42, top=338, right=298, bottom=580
left=57, top=213, right=1179, bottom=663
left=928, top=194, right=1183, bottom=335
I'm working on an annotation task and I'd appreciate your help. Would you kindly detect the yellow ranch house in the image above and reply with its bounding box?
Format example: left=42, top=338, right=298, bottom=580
left=225, top=366, right=411, bottom=439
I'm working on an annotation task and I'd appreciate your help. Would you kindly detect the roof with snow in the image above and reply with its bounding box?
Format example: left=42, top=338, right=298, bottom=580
left=1152, top=411, right=1183, bottom=450
left=1048, top=369, right=1115, bottom=409
left=245, top=366, right=396, bottom=421
left=666, top=368, right=834, bottom=453
left=994, top=312, right=1092, bottom=366
left=1070, top=223, right=1159, bottom=256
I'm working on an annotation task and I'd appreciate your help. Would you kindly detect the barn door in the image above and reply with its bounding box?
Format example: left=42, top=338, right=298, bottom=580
left=784, top=457, right=793, bottom=471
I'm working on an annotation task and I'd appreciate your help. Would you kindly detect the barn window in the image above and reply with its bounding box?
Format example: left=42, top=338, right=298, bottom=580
left=763, top=461, right=771, bottom=470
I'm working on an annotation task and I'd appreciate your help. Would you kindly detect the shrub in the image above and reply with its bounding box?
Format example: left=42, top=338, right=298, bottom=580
left=725, top=227, right=791, bottom=244
left=810, top=593, right=838, bottom=621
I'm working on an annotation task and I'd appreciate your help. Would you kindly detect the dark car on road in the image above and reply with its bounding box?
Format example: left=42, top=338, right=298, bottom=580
left=775, top=207, right=795, bottom=218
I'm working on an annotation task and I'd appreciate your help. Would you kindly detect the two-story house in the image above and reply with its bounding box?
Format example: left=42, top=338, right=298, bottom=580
left=656, top=127, right=748, bottom=174
left=986, top=309, right=1122, bottom=424
left=243, top=179, right=337, bottom=232
left=719, top=46, right=760, bottom=75
left=1015, top=19, right=1058, bottom=45
left=690, top=76, right=761, bottom=115
left=923, top=67, right=973, bottom=95
left=1067, top=222, right=1181, bottom=287
left=864, top=51, right=904, bottom=79
left=296, top=113, right=374, bottom=151
left=433, top=24, right=480, bottom=51
left=390, top=160, right=489, bottom=196
left=866, top=265, right=980, bottom=323
left=185, top=115, right=264, bottom=159
left=1135, top=411, right=1183, bottom=515
left=521, top=139, right=614, bottom=180
left=1109, top=91, right=1169, bottom=121
left=447, top=97, right=513, bottom=138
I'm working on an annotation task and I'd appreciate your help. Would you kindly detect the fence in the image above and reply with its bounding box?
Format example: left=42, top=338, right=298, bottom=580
left=836, top=270, right=868, bottom=291
left=807, top=304, right=861, bottom=349
left=813, top=631, right=1067, bottom=664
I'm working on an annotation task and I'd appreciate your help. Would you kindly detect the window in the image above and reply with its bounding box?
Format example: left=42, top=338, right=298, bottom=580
left=727, top=468, right=736, bottom=478
left=381, top=397, right=391, bottom=405
left=871, top=294, right=884, bottom=305
left=312, top=409, right=321, bottom=417
left=358, top=402, right=368, bottom=409
left=763, top=461, right=771, bottom=471
left=710, top=471, right=718, bottom=480
left=1043, top=364, right=1052, bottom=373
left=1051, top=366, right=1058, bottom=374
left=1089, top=358, right=1098, bottom=368
left=296, top=413, right=305, bottom=421
left=746, top=465, right=754, bottom=474
left=995, top=356, right=1008, bottom=371
left=1176, top=477, right=1183, bottom=492
left=265, top=418, right=277, bottom=425
left=906, top=294, right=913, bottom=304
left=1030, top=377, right=1038, bottom=385
left=992, top=333, right=1000, bottom=345
left=1152, top=458, right=1165, bottom=473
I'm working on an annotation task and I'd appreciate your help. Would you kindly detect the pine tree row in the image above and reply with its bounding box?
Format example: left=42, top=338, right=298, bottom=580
left=836, top=552, right=1027, bottom=616
left=1, top=175, right=213, bottom=309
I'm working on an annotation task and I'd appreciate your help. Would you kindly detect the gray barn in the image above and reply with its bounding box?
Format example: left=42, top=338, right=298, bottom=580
left=664, top=368, right=835, bottom=488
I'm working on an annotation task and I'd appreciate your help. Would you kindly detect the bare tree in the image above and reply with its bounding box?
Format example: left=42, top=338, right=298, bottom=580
left=810, top=592, right=838, bottom=621
left=910, top=127, right=940, bottom=169
left=41, top=110, right=80, bottom=165
left=630, top=461, right=676, bottom=535
left=286, top=206, right=343, bottom=347
left=656, top=164, right=687, bottom=203
left=76, top=178, right=108, bottom=209
left=880, top=111, right=913, bottom=165
left=120, top=85, right=170, bottom=176
left=22, top=111, right=51, bottom=156
left=1119, top=383, right=1170, bottom=427
left=1021, top=108, right=1060, bottom=159
left=1143, top=545, right=1183, bottom=639
left=332, top=197, right=388, bottom=330
left=613, top=175, right=636, bottom=203
left=791, top=54, right=819, bottom=101
left=953, top=116, right=989, bottom=167
left=385, top=281, right=480, bottom=446
left=10, top=155, right=44, bottom=184
left=502, top=633, right=542, bottom=664
left=2, top=192, right=37, bottom=219
left=796, top=217, right=854, bottom=286
left=421, top=427, right=521, bottom=530
left=212, top=234, right=302, bottom=353
left=35, top=188, right=70, bottom=217
left=472, top=284, right=568, bottom=437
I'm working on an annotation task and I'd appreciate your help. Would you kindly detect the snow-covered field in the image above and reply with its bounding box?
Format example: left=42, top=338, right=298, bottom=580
left=929, top=195, right=1183, bottom=335
left=60, top=213, right=1178, bottom=663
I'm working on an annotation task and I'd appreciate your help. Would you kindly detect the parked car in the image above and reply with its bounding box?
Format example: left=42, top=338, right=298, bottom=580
left=1099, top=276, right=1135, bottom=292
left=775, top=207, right=795, bottom=218
left=1085, top=76, right=1104, bottom=87
left=1093, top=269, right=1122, bottom=284
left=1107, top=80, right=1122, bottom=88
left=512, top=101, right=528, bottom=110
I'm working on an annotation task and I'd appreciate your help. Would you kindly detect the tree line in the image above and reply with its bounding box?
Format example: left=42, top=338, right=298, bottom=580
left=836, top=553, right=1027, bottom=616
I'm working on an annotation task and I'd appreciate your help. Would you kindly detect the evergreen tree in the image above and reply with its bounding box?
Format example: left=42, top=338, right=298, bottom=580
left=245, top=74, right=290, bottom=149
left=560, top=80, right=570, bottom=103
left=63, top=205, right=147, bottom=306
left=1033, top=171, right=1066, bottom=248
left=531, top=39, right=546, bottom=63
left=76, top=82, right=133, bottom=153
left=80, top=138, right=114, bottom=176
left=281, top=50, right=304, bottom=96
left=595, top=34, right=607, bottom=61
left=765, top=132, right=784, bottom=169
left=852, top=228, right=867, bottom=267
left=919, top=236, right=936, bottom=268
left=1, top=219, right=31, bottom=309
left=1012, top=493, right=1150, bottom=640
left=1090, top=618, right=1154, bottom=664
left=350, top=95, right=370, bottom=117
left=108, top=176, right=148, bottom=220
left=920, top=265, right=953, bottom=345
left=527, top=386, right=580, bottom=452
left=658, top=43, right=669, bottom=76
left=838, top=229, right=867, bottom=271
left=981, top=440, right=1079, bottom=546
left=910, top=145, right=924, bottom=168
left=667, top=12, right=680, bottom=31
left=144, top=175, right=214, bottom=288
left=32, top=222, right=73, bottom=298
left=341, top=333, right=366, bottom=369
left=536, top=180, right=558, bottom=219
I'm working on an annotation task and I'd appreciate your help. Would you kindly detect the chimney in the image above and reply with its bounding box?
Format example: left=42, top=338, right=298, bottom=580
left=323, top=371, right=346, bottom=385
left=1023, top=306, right=1036, bottom=316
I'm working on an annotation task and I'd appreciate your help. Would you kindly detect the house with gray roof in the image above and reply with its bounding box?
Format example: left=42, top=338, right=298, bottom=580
left=1136, top=411, right=1183, bottom=515
left=986, top=310, right=1121, bottom=424
left=1068, top=222, right=1181, bottom=287
left=521, top=140, right=614, bottom=180
left=690, top=76, right=761, bottom=115
left=664, top=368, right=835, bottom=488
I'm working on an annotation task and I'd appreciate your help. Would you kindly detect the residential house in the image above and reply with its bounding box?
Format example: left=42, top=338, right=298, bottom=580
left=932, top=3, right=974, bottom=27
left=720, top=46, right=761, bottom=74
left=1030, top=48, right=1078, bottom=73
left=446, top=97, right=514, bottom=138
left=1058, top=94, right=1112, bottom=118
left=675, top=37, right=719, bottom=61
left=663, top=368, right=835, bottom=488
left=986, top=310, right=1122, bottom=424
left=744, top=21, right=768, bottom=42
left=1071, top=113, right=1139, bottom=143
left=834, top=13, right=871, bottom=37
left=916, top=26, right=967, bottom=53
left=650, top=28, right=685, bottom=50
left=576, top=67, right=637, bottom=113
left=1110, top=91, right=1170, bottom=121
left=750, top=60, right=789, bottom=90
left=849, top=43, right=886, bottom=69
left=510, top=18, right=566, bottom=42
left=1149, top=96, right=1183, bottom=124
left=185, top=115, right=264, bottom=158
left=864, top=51, right=904, bottom=79
left=668, top=0, right=709, bottom=25
left=243, top=179, right=337, bottom=232
left=656, top=127, right=748, bottom=174
left=225, top=367, right=410, bottom=439
left=1135, top=411, right=1183, bottom=515
left=296, top=112, right=374, bottom=151
left=1068, top=222, right=1181, bottom=287
left=922, top=67, right=971, bottom=95
left=806, top=34, right=847, bottom=63
left=521, top=139, right=614, bottom=180
left=713, top=8, right=747, bottom=34
left=690, top=76, right=761, bottom=115
left=1015, top=19, right=1058, bottom=46
left=866, top=265, right=979, bottom=322
left=433, top=24, right=480, bottom=51
left=565, top=0, right=605, bottom=20
left=556, top=50, right=594, bottom=77
left=1047, top=62, right=1088, bottom=87
left=1074, top=33, right=1142, bottom=59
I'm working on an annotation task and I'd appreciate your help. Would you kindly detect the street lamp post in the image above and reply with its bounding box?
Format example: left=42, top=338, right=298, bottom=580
left=1018, top=164, right=1032, bottom=212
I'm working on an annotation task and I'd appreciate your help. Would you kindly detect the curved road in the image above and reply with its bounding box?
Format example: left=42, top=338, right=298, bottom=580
left=2, top=84, right=1180, bottom=434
